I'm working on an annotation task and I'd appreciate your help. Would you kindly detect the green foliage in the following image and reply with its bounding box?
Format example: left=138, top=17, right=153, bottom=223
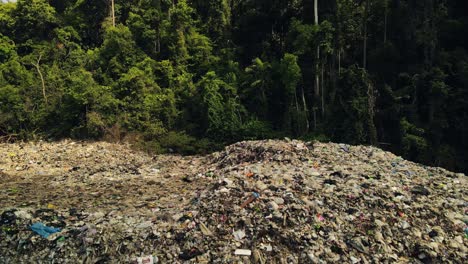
left=400, top=118, right=428, bottom=162
left=126, top=1, right=162, bottom=57
left=159, top=131, right=215, bottom=155
left=93, top=25, right=143, bottom=82
left=60, top=0, right=108, bottom=47
left=330, top=66, right=376, bottom=144
left=278, top=53, right=307, bottom=135
left=0, top=84, right=23, bottom=135
left=0, top=2, right=15, bottom=36
left=166, top=0, right=196, bottom=63
left=197, top=71, right=241, bottom=139
left=243, top=57, right=271, bottom=119
left=279, top=54, right=301, bottom=91
left=0, top=34, right=15, bottom=62
left=12, top=0, right=58, bottom=43
left=239, top=119, right=277, bottom=140
left=191, top=0, right=231, bottom=43
left=288, top=14, right=333, bottom=56
left=288, top=19, right=320, bottom=55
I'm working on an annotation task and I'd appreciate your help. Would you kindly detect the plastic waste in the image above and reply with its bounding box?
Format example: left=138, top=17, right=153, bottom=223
left=240, top=192, right=260, bottom=209
left=0, top=139, right=467, bottom=263
left=339, top=144, right=350, bottom=152
left=234, top=249, right=252, bottom=256
left=179, top=247, right=203, bottom=260
left=411, top=185, right=430, bottom=196
left=30, top=222, right=61, bottom=238
left=0, top=210, right=16, bottom=225
left=137, top=255, right=154, bottom=264
left=199, top=222, right=213, bottom=236
left=233, top=229, right=246, bottom=241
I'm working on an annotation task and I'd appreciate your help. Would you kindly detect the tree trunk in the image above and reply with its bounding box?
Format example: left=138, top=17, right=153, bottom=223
left=156, top=34, right=161, bottom=53
left=314, top=0, right=318, bottom=24
left=32, top=55, right=47, bottom=105
left=301, top=86, right=310, bottom=132
left=367, top=81, right=378, bottom=145
left=313, top=107, right=317, bottom=130
left=314, top=0, right=320, bottom=129
left=330, top=49, right=338, bottom=107
left=111, top=0, right=115, bottom=27
left=314, top=0, right=320, bottom=98
left=321, top=63, right=325, bottom=117
left=330, top=0, right=339, bottom=107
left=295, top=87, right=300, bottom=112
left=156, top=23, right=161, bottom=54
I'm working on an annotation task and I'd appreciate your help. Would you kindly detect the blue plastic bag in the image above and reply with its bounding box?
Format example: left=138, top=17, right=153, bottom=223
left=30, top=222, right=61, bottom=238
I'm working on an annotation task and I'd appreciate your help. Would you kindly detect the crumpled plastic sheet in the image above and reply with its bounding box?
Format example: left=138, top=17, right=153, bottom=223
left=30, top=222, right=61, bottom=238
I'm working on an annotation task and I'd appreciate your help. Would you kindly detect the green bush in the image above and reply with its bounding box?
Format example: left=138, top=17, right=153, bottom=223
left=239, top=119, right=276, bottom=140
left=159, top=131, right=217, bottom=155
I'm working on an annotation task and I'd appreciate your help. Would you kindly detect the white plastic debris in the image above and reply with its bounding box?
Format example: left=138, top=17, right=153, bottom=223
left=233, top=230, right=246, bottom=241
left=137, top=255, right=154, bottom=264
left=199, top=222, right=213, bottom=236
left=234, top=249, right=252, bottom=256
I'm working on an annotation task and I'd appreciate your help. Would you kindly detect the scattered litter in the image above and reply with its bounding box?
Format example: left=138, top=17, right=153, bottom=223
left=339, top=143, right=350, bottom=152
left=199, top=222, right=213, bottom=236
left=179, top=247, right=203, bottom=260
left=30, top=222, right=61, bottom=238
left=411, top=185, right=430, bottom=196
left=233, top=229, right=246, bottom=241
left=240, top=192, right=260, bottom=209
left=0, top=139, right=466, bottom=262
left=0, top=210, right=16, bottom=225
left=137, top=255, right=154, bottom=264
left=261, top=244, right=273, bottom=252
left=400, top=221, right=411, bottom=229
left=234, top=249, right=252, bottom=256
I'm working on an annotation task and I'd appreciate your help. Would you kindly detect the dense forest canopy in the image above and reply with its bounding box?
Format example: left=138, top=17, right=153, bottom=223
left=0, top=0, right=467, bottom=172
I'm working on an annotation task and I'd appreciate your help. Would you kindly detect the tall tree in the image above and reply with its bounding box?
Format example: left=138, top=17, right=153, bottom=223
left=110, top=0, right=115, bottom=27
left=314, top=0, right=320, bottom=122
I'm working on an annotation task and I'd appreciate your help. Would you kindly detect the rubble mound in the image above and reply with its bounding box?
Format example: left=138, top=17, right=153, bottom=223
left=0, top=139, right=466, bottom=263
left=211, top=140, right=312, bottom=167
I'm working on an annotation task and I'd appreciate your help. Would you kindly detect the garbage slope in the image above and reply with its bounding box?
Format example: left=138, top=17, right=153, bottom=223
left=0, top=139, right=466, bottom=263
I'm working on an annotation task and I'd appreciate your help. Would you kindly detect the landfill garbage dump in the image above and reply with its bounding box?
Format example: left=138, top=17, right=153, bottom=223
left=0, top=139, right=467, bottom=263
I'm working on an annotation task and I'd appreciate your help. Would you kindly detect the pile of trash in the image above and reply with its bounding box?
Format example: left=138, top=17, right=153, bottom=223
left=0, top=139, right=466, bottom=263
